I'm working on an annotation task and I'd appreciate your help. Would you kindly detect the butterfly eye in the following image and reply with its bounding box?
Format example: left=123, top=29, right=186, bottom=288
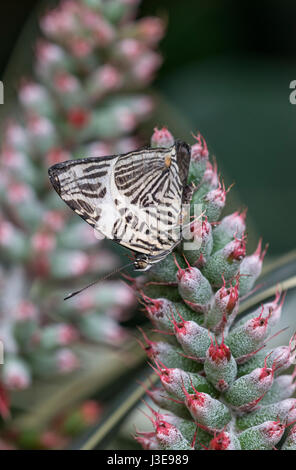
left=134, top=256, right=151, bottom=271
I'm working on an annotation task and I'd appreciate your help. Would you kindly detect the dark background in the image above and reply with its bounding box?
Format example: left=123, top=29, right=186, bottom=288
left=1, top=0, right=296, bottom=256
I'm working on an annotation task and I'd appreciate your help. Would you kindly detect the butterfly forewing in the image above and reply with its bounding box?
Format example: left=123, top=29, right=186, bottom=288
left=48, top=141, right=191, bottom=267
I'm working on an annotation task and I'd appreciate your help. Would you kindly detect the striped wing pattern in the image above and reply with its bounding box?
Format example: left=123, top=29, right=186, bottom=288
left=48, top=141, right=191, bottom=269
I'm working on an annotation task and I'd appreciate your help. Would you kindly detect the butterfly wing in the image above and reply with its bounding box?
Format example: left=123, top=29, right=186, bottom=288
left=48, top=141, right=191, bottom=262
left=48, top=154, right=116, bottom=229
left=112, top=142, right=190, bottom=259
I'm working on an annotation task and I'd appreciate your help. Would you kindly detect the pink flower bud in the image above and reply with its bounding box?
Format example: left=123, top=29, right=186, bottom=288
left=43, top=210, right=65, bottom=232
left=203, top=180, right=232, bottom=222
left=31, top=232, right=56, bottom=253
left=36, top=40, right=65, bottom=68
left=212, top=210, right=247, bottom=252
left=208, top=339, right=231, bottom=363
left=27, top=114, right=55, bottom=138
left=175, top=257, right=212, bottom=314
left=239, top=421, right=286, bottom=450
left=132, top=96, right=154, bottom=117
left=132, top=52, right=162, bottom=84
left=226, top=305, right=274, bottom=362
left=237, top=398, right=296, bottom=430
left=239, top=238, right=268, bottom=296
left=46, top=148, right=72, bottom=166
left=203, top=161, right=219, bottom=189
left=1, top=147, right=25, bottom=170
left=54, top=72, right=80, bottom=93
left=19, top=81, right=48, bottom=107
left=185, top=216, right=213, bottom=268
left=241, top=290, right=285, bottom=331
left=225, top=363, right=275, bottom=412
left=115, top=107, right=137, bottom=132
left=172, top=317, right=212, bottom=362
left=226, top=233, right=246, bottom=262
left=88, top=65, right=122, bottom=99
left=182, top=384, right=231, bottom=433
left=3, top=358, right=31, bottom=390
left=58, top=324, right=79, bottom=345
left=206, top=276, right=239, bottom=334
left=117, top=38, right=144, bottom=62
left=96, top=65, right=122, bottom=90
left=223, top=210, right=247, bottom=237
left=209, top=431, right=241, bottom=450
left=70, top=38, right=93, bottom=58
left=71, top=252, right=90, bottom=276
left=14, top=301, right=38, bottom=321
left=151, top=362, right=214, bottom=401
left=56, top=349, right=79, bottom=373
left=67, top=108, right=90, bottom=129
left=8, top=182, right=32, bottom=204
left=151, top=127, right=174, bottom=148
left=204, top=337, right=237, bottom=392
left=82, top=11, right=115, bottom=46
left=137, top=17, right=165, bottom=45
left=5, top=121, right=28, bottom=149
left=191, top=133, right=209, bottom=162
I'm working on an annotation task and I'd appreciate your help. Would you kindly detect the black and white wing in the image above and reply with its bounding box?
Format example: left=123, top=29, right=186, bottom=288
left=48, top=141, right=191, bottom=263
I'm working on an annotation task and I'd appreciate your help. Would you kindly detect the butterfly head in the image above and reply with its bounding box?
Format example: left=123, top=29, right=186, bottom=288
left=133, top=254, right=151, bottom=272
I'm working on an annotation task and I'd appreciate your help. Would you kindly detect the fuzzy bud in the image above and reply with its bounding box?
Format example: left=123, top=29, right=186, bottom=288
left=152, top=363, right=216, bottom=401
left=202, top=180, right=229, bottom=222
left=237, top=398, right=296, bottom=430
left=209, top=430, right=241, bottom=450
left=182, top=385, right=231, bottom=433
left=184, top=216, right=213, bottom=268
left=2, top=357, right=31, bottom=390
left=205, top=276, right=239, bottom=335
left=212, top=210, right=247, bottom=252
left=239, top=421, right=286, bottom=450
left=224, top=364, right=275, bottom=412
left=204, top=338, right=237, bottom=392
left=175, top=258, right=213, bottom=314
left=151, top=127, right=174, bottom=148
left=226, top=305, right=274, bottom=362
left=239, top=239, right=268, bottom=296
left=188, top=133, right=209, bottom=185
left=172, top=317, right=212, bottom=363
left=202, top=235, right=246, bottom=288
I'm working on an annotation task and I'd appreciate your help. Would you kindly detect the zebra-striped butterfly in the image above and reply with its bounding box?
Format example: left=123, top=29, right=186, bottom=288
left=48, top=140, right=192, bottom=273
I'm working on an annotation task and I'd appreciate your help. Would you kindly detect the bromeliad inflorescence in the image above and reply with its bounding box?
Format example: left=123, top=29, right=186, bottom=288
left=134, top=127, right=296, bottom=451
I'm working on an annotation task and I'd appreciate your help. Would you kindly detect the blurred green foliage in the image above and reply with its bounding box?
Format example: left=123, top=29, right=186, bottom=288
left=140, top=0, right=296, bottom=255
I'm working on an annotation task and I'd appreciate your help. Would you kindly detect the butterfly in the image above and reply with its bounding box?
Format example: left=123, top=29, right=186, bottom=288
left=48, top=140, right=192, bottom=272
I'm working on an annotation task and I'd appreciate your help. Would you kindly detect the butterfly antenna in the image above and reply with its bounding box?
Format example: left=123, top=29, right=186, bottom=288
left=64, top=262, right=134, bottom=300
